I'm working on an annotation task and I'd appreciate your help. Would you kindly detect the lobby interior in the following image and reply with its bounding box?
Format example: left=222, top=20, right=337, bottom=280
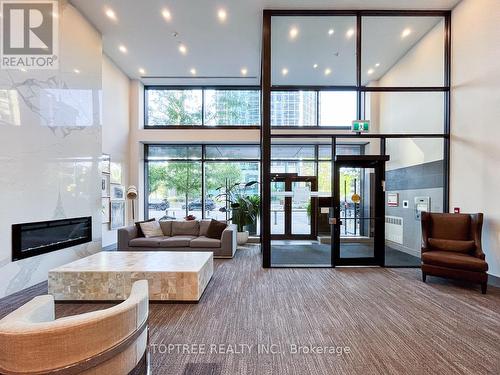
left=0, top=0, right=499, bottom=374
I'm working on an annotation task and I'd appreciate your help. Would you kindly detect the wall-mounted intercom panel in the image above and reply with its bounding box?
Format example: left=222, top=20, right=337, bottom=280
left=415, top=197, right=431, bottom=220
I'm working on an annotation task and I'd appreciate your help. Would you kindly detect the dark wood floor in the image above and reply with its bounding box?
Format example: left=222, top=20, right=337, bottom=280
left=1, top=246, right=499, bottom=375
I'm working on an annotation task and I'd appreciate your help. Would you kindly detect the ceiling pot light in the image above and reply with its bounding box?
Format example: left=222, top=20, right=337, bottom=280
left=401, top=28, right=412, bottom=38
left=241, top=67, right=248, bottom=76
left=324, top=68, right=331, bottom=76
left=328, top=29, right=334, bottom=36
left=118, top=45, right=127, bottom=53
left=217, top=9, right=227, bottom=22
left=289, top=27, right=299, bottom=39
left=375, top=63, right=380, bottom=67
left=313, top=64, right=318, bottom=69
left=190, top=68, right=197, bottom=75
left=281, top=68, right=288, bottom=76
left=73, top=68, right=80, bottom=74
left=139, top=68, right=146, bottom=75
left=178, top=43, right=187, bottom=54
left=346, top=28, right=355, bottom=39
left=367, top=68, right=375, bottom=75
left=162, top=9, right=171, bottom=21
left=105, top=8, right=116, bottom=21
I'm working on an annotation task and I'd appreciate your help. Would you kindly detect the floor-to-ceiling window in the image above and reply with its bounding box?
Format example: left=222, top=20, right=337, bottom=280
left=145, top=145, right=261, bottom=234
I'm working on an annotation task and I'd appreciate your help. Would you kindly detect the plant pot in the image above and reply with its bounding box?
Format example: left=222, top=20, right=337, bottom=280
left=236, top=231, right=249, bottom=245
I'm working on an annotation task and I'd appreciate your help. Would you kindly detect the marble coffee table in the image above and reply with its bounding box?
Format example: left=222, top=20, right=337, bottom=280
left=48, top=251, right=213, bottom=302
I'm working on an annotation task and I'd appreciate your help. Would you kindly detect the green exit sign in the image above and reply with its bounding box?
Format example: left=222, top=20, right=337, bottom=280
left=352, top=120, right=370, bottom=132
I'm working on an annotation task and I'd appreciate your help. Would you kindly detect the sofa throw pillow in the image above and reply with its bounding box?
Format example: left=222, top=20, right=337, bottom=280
left=172, top=220, right=200, bottom=236
left=206, top=219, right=227, bottom=239
left=135, top=218, right=155, bottom=237
left=139, top=220, right=164, bottom=238
left=428, top=238, right=476, bottom=253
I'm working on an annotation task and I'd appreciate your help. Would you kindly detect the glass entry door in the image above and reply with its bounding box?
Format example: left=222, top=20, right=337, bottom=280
left=332, top=156, right=389, bottom=266
left=271, top=174, right=317, bottom=240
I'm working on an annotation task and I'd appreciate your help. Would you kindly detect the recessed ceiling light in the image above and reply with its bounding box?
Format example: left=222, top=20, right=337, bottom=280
left=139, top=68, right=146, bottom=75
left=190, top=68, right=197, bottom=75
left=289, top=27, right=299, bottom=39
left=346, top=28, right=355, bottom=39
left=73, top=68, right=80, bottom=74
left=313, top=64, right=318, bottom=69
left=328, top=29, right=334, bottom=36
left=105, top=8, right=116, bottom=21
left=401, top=28, right=412, bottom=38
left=178, top=43, right=187, bottom=55
left=20, top=68, right=27, bottom=72
left=217, top=9, right=227, bottom=22
left=375, top=63, right=380, bottom=67
left=367, top=68, right=375, bottom=75
left=281, top=68, right=288, bottom=76
left=162, top=8, right=171, bottom=21
left=241, top=67, right=248, bottom=76
left=118, top=44, right=127, bottom=53
left=324, top=68, right=331, bottom=76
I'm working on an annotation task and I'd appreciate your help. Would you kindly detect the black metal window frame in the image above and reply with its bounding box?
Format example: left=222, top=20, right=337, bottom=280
left=144, top=86, right=261, bottom=129
left=261, top=9, right=452, bottom=268
left=144, top=144, right=261, bottom=220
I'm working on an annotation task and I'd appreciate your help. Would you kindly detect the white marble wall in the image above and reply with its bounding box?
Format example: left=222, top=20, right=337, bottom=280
left=0, top=1, right=102, bottom=298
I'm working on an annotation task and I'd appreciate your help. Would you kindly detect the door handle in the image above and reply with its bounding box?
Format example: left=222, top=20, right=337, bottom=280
left=329, top=218, right=343, bottom=225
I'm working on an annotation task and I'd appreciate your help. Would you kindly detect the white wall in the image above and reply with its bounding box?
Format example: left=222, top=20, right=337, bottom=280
left=102, top=56, right=130, bottom=246
left=0, top=2, right=102, bottom=298
left=451, top=0, right=500, bottom=277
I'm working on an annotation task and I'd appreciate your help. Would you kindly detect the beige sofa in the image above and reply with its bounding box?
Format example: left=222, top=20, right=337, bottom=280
left=118, top=219, right=237, bottom=258
left=0, top=280, right=149, bottom=375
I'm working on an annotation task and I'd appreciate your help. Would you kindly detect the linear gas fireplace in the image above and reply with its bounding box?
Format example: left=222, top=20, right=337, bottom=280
left=12, top=217, right=92, bottom=261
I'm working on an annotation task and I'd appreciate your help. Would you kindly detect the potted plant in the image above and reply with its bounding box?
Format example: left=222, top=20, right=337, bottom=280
left=246, top=195, right=261, bottom=235
left=216, top=180, right=259, bottom=245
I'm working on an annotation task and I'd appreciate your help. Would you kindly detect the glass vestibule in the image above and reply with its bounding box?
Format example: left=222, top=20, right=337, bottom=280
left=262, top=9, right=450, bottom=268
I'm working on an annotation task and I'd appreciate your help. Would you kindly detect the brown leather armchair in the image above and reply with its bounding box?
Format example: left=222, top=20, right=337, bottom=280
left=421, top=212, right=488, bottom=294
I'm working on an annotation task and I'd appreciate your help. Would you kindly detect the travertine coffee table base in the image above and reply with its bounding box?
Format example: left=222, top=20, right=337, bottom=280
left=48, top=251, right=213, bottom=302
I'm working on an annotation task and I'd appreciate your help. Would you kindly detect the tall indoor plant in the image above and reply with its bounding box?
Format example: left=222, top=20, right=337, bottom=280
left=216, top=180, right=259, bottom=245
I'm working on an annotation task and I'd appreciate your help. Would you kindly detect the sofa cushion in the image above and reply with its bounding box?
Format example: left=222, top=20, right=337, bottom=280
left=135, top=218, right=155, bottom=237
left=430, top=214, right=471, bottom=240
left=428, top=238, right=475, bottom=253
left=171, top=221, right=200, bottom=236
left=190, top=236, right=221, bottom=248
left=129, top=237, right=163, bottom=248
left=422, top=251, right=488, bottom=272
left=139, top=220, right=164, bottom=238
left=159, top=220, right=172, bottom=236
left=199, top=220, right=211, bottom=236
left=206, top=219, right=227, bottom=239
left=159, top=236, right=196, bottom=248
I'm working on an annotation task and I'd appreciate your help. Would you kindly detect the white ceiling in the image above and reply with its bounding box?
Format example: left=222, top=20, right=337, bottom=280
left=70, top=0, right=461, bottom=85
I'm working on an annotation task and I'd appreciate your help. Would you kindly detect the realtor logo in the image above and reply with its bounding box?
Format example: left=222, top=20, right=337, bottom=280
left=1, top=0, right=59, bottom=69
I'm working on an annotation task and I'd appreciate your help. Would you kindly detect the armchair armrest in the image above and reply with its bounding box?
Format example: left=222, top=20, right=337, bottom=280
left=117, top=225, right=139, bottom=251
left=221, top=224, right=237, bottom=257
left=420, top=212, right=431, bottom=253
left=471, top=213, right=485, bottom=259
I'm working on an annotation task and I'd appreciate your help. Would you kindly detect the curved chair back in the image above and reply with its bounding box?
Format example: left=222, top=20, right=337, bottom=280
left=0, top=280, right=149, bottom=374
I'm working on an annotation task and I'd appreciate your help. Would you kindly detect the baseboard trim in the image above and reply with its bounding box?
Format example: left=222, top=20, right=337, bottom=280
left=488, top=273, right=500, bottom=287
left=103, top=243, right=117, bottom=251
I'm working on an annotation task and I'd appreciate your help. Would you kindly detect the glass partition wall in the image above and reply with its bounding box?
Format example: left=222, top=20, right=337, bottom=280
left=145, top=145, right=261, bottom=234
left=261, top=10, right=451, bottom=268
